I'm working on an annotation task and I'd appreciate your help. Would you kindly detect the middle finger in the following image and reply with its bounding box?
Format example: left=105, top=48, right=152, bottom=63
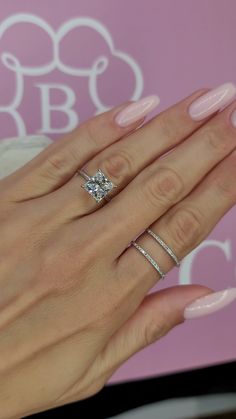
left=44, top=85, right=234, bottom=219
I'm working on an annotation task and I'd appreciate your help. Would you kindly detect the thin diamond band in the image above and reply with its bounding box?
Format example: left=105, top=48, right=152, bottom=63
left=131, top=241, right=165, bottom=280
left=146, top=229, right=180, bottom=266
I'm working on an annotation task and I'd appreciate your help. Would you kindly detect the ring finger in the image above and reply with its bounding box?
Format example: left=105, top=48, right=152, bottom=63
left=117, top=145, right=236, bottom=294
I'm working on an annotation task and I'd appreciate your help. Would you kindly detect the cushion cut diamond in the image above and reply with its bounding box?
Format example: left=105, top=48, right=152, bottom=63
left=82, top=169, right=115, bottom=202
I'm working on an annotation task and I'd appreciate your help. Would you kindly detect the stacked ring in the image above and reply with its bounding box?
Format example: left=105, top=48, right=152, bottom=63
left=78, top=168, right=180, bottom=279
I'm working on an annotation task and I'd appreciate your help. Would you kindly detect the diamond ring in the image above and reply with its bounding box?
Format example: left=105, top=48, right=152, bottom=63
left=78, top=168, right=117, bottom=203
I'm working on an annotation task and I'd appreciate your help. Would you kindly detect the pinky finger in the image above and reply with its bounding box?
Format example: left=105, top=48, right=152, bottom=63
left=56, top=284, right=212, bottom=405
left=93, top=285, right=211, bottom=378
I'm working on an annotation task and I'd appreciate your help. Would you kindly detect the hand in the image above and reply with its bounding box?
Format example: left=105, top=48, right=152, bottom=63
left=1, top=83, right=236, bottom=418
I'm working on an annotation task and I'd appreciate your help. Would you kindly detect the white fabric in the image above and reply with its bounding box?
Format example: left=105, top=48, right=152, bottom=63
left=0, top=135, right=53, bottom=179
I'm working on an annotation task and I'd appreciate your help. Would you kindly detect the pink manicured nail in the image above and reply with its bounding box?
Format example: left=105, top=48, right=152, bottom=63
left=188, top=82, right=236, bottom=121
left=115, top=95, right=160, bottom=127
left=230, top=109, right=236, bottom=127
left=184, top=288, right=236, bottom=319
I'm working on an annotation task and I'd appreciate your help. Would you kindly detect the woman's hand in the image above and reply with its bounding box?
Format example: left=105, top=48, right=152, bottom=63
left=1, top=83, right=236, bottom=418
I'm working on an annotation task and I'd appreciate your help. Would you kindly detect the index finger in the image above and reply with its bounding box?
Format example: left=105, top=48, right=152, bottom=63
left=1, top=96, right=160, bottom=201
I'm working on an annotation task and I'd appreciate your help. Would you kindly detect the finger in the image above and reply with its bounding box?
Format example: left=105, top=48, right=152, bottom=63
left=1, top=97, right=159, bottom=202
left=99, top=285, right=212, bottom=373
left=59, top=285, right=212, bottom=403
left=43, top=88, right=212, bottom=219
left=117, top=146, right=236, bottom=291
left=92, top=98, right=236, bottom=259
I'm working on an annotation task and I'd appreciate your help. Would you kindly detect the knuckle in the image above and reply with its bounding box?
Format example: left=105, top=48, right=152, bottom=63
left=168, top=206, right=203, bottom=253
left=213, top=150, right=236, bottom=200
left=215, top=174, right=236, bottom=200
left=144, top=315, right=170, bottom=347
left=38, top=242, right=90, bottom=293
left=45, top=152, right=70, bottom=181
left=75, top=239, right=99, bottom=273
left=204, top=127, right=229, bottom=154
left=58, top=233, right=106, bottom=293
left=101, top=149, right=133, bottom=182
left=157, top=112, right=174, bottom=141
left=85, top=121, right=100, bottom=149
left=85, top=119, right=109, bottom=150
left=145, top=167, right=184, bottom=208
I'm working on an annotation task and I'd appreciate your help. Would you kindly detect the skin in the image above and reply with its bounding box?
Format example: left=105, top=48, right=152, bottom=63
left=0, top=88, right=236, bottom=418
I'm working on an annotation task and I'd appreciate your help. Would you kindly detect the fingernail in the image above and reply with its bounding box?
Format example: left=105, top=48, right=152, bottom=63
left=230, top=109, right=236, bottom=127
left=184, top=288, right=236, bottom=319
left=188, top=82, right=236, bottom=121
left=115, top=95, right=160, bottom=127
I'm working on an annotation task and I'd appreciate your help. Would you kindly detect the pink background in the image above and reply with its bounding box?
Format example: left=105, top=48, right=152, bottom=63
left=0, top=0, right=236, bottom=384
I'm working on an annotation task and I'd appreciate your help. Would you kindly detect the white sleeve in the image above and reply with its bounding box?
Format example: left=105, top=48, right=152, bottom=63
left=0, top=135, right=53, bottom=179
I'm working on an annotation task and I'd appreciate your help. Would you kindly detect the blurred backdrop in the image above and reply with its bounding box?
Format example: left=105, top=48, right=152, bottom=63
left=0, top=0, right=235, bottom=385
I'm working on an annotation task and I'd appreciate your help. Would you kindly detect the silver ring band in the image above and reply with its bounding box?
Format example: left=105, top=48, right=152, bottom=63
left=146, top=229, right=180, bottom=266
left=131, top=241, right=165, bottom=280
left=131, top=230, right=179, bottom=280
left=78, top=168, right=91, bottom=181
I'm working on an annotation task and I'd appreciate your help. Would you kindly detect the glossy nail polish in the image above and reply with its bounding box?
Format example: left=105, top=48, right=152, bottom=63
left=184, top=288, right=236, bottom=319
left=188, top=82, right=236, bottom=121
left=230, top=109, right=236, bottom=127
left=115, top=95, right=160, bottom=127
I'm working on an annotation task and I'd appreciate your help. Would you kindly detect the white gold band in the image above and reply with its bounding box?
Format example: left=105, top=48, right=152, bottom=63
left=131, top=241, right=165, bottom=280
left=78, top=168, right=91, bottom=181
left=131, top=229, right=180, bottom=280
left=146, top=228, right=180, bottom=266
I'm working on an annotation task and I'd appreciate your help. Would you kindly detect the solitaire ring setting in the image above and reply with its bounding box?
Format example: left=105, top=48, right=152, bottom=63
left=78, top=168, right=117, bottom=203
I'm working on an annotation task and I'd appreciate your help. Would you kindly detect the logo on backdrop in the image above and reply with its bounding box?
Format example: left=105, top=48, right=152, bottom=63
left=0, top=14, right=143, bottom=136
left=179, top=239, right=234, bottom=284
left=0, top=15, right=235, bottom=285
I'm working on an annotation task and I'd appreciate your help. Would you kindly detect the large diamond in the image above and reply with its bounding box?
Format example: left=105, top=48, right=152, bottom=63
left=92, top=169, right=114, bottom=191
left=82, top=169, right=115, bottom=202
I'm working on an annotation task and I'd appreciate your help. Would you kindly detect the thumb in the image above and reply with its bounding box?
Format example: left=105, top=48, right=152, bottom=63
left=97, top=285, right=212, bottom=377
